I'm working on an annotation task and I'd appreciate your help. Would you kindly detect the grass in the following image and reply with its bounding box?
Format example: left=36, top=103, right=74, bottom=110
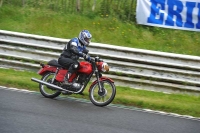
left=0, top=5, right=200, bottom=56
left=0, top=68, right=199, bottom=117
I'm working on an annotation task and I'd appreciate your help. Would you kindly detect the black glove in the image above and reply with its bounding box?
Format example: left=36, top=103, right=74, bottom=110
left=83, top=49, right=89, bottom=54
left=83, top=53, right=91, bottom=61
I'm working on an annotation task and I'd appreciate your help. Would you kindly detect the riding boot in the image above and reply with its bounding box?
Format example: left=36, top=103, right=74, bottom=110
left=63, top=72, right=72, bottom=86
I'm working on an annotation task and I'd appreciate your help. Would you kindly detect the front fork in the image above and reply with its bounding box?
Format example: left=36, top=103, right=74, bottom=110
left=94, top=69, right=103, bottom=93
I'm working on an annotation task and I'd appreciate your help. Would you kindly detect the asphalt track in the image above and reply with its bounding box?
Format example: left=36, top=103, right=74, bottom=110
left=0, top=87, right=199, bottom=133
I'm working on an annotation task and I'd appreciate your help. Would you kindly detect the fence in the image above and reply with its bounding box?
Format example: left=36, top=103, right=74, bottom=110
left=0, top=30, right=200, bottom=95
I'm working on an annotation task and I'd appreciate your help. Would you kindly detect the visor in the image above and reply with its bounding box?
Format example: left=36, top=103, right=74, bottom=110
left=84, top=38, right=91, bottom=43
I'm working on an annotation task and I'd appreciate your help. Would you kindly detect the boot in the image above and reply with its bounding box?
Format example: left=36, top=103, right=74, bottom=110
left=63, top=73, right=72, bottom=86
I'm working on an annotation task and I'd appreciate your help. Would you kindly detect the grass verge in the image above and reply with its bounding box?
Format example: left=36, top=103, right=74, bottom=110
left=0, top=68, right=199, bottom=117
left=0, top=5, right=200, bottom=56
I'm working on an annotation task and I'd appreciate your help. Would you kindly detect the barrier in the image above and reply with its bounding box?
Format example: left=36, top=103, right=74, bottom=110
left=0, top=30, right=200, bottom=95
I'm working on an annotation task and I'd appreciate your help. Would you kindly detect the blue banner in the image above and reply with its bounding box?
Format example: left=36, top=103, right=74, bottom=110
left=136, top=0, right=200, bottom=31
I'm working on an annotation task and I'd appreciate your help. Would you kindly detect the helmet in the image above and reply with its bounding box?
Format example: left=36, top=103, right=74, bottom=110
left=78, top=30, right=92, bottom=46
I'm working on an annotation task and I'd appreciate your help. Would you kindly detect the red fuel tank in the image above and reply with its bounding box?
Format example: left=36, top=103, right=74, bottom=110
left=78, top=61, right=93, bottom=75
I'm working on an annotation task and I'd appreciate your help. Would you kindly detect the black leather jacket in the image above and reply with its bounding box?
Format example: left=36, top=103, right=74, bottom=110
left=60, top=37, right=88, bottom=60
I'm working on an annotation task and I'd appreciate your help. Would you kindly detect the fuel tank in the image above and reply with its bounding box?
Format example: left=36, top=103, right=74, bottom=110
left=78, top=61, right=93, bottom=75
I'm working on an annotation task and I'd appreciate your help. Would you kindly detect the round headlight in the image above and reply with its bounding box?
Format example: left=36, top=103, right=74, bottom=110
left=101, top=62, right=109, bottom=72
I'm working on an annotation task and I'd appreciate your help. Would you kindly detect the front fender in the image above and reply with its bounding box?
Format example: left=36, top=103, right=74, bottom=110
left=89, top=76, right=114, bottom=91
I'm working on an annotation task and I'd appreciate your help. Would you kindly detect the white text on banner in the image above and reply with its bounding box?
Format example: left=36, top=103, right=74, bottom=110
left=136, top=0, right=200, bottom=32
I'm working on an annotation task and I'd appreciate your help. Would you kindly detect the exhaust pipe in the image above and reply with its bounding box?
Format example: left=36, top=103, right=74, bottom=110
left=31, top=78, right=66, bottom=92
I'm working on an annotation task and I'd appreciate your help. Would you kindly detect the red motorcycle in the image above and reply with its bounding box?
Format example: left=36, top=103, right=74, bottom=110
left=31, top=56, right=116, bottom=107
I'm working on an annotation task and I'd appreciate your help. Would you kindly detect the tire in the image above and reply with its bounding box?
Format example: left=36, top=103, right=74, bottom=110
left=39, top=72, right=61, bottom=98
left=89, top=79, right=116, bottom=107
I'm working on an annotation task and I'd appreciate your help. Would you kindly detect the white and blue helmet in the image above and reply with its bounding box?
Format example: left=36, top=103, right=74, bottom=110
left=78, top=30, right=92, bottom=46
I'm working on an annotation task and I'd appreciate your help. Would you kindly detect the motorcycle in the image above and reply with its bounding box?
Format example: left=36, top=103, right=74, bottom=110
left=31, top=56, right=116, bottom=107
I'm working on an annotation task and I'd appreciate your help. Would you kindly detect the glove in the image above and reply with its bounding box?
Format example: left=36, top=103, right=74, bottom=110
left=83, top=53, right=90, bottom=61
left=83, top=49, right=89, bottom=54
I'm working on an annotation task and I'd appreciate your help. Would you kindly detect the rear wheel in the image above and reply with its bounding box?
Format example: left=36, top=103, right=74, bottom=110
left=89, top=79, right=116, bottom=107
left=39, top=72, right=61, bottom=98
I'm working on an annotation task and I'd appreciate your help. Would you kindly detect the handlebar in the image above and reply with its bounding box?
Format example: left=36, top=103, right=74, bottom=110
left=90, top=57, right=95, bottom=62
left=90, top=56, right=103, bottom=62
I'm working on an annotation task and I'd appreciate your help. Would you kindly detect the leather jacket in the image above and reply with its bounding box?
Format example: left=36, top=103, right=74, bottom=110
left=60, top=37, right=88, bottom=60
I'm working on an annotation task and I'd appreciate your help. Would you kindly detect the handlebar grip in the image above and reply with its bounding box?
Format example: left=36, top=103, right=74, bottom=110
left=90, top=57, right=95, bottom=62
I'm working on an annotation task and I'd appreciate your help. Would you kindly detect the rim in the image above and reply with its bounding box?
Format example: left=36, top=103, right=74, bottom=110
left=41, top=73, right=59, bottom=95
left=91, top=80, right=114, bottom=104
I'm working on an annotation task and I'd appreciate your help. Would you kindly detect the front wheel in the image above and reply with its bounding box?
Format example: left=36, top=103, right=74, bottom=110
left=39, top=72, right=61, bottom=98
left=89, top=79, right=116, bottom=107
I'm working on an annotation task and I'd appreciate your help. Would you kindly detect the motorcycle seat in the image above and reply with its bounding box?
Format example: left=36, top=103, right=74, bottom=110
left=47, top=59, right=64, bottom=68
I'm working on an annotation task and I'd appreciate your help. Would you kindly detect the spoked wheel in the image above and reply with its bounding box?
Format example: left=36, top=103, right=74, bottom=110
left=89, top=79, right=116, bottom=107
left=39, top=72, right=61, bottom=98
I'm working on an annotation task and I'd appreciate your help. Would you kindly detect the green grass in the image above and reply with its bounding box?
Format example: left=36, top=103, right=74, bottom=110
left=0, top=68, right=199, bottom=117
left=0, top=5, right=200, bottom=56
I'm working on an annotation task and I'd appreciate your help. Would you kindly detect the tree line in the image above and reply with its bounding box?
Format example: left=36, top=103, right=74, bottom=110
left=1, top=0, right=137, bottom=22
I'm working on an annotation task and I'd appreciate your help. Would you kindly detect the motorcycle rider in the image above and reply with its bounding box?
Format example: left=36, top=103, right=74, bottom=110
left=58, top=30, right=92, bottom=86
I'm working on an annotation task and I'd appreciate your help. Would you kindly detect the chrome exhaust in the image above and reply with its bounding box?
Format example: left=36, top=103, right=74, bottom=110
left=31, top=78, right=66, bottom=92
left=31, top=77, right=85, bottom=94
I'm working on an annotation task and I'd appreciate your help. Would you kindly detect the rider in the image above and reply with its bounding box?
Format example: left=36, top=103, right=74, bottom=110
left=58, top=30, right=92, bottom=85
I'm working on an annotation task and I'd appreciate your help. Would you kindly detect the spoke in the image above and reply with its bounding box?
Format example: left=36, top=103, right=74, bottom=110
left=97, top=95, right=101, bottom=101
left=104, top=95, right=109, bottom=101
left=102, top=96, right=105, bottom=102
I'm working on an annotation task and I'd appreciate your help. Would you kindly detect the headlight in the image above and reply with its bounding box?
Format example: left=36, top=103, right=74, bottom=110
left=101, top=62, right=109, bottom=72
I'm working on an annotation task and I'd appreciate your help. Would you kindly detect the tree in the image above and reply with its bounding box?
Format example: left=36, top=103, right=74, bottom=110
left=22, top=0, right=25, bottom=7
left=92, top=0, right=96, bottom=11
left=128, top=0, right=134, bottom=21
left=76, top=0, right=80, bottom=12
left=0, top=0, right=3, bottom=7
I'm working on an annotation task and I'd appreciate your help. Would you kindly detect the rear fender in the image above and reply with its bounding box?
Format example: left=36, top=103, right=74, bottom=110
left=89, top=76, right=114, bottom=91
left=37, top=65, right=57, bottom=76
